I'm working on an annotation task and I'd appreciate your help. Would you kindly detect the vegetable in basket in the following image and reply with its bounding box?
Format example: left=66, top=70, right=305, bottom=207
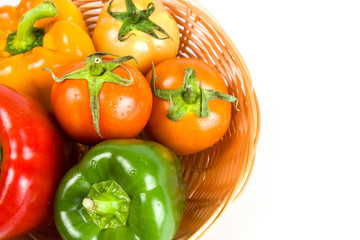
left=0, top=0, right=94, bottom=111
left=92, top=0, right=180, bottom=74
left=146, top=58, right=239, bottom=155
left=54, top=139, right=187, bottom=240
left=0, top=84, right=78, bottom=239
left=44, top=52, right=152, bottom=145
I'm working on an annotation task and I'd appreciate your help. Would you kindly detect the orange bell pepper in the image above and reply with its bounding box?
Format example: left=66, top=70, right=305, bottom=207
left=0, top=0, right=95, bottom=111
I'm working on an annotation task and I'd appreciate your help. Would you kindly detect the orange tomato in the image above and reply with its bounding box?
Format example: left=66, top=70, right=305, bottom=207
left=51, top=55, right=152, bottom=145
left=92, top=0, right=179, bottom=74
left=145, top=58, right=237, bottom=155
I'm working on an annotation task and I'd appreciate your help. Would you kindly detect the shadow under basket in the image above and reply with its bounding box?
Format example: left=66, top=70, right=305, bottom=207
left=16, top=0, right=260, bottom=239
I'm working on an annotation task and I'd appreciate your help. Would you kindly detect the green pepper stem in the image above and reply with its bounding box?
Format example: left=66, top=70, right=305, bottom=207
left=81, top=179, right=131, bottom=230
left=7, top=1, right=57, bottom=54
left=82, top=192, right=120, bottom=215
left=82, top=192, right=119, bottom=215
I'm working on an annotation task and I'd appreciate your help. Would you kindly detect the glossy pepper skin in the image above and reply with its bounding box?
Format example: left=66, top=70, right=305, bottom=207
left=0, top=84, right=78, bottom=239
left=0, top=0, right=94, bottom=111
left=54, top=139, right=187, bottom=240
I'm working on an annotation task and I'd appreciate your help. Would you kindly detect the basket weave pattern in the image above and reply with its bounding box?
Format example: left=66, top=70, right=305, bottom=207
left=18, top=0, right=260, bottom=239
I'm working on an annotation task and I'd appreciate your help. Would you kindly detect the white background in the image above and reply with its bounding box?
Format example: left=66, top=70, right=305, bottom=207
left=197, top=0, right=360, bottom=240
left=1, top=0, right=360, bottom=239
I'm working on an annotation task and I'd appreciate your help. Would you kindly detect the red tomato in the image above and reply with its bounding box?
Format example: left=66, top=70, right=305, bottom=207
left=145, top=58, right=237, bottom=155
left=50, top=54, right=152, bottom=145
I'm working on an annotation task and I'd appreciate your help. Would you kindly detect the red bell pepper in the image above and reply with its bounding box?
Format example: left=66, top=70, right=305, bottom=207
left=0, top=84, right=77, bottom=239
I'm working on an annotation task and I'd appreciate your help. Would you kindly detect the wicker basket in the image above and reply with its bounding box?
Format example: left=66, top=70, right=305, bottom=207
left=16, top=0, right=260, bottom=239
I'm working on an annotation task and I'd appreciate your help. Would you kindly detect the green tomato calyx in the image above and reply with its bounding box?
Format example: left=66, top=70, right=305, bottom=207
left=6, top=0, right=58, bottom=55
left=44, top=52, right=138, bottom=138
left=151, top=64, right=239, bottom=121
left=82, top=180, right=131, bottom=230
left=107, top=0, right=171, bottom=42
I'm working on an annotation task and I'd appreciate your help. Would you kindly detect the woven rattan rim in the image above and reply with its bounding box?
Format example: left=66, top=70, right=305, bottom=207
left=17, top=0, right=260, bottom=239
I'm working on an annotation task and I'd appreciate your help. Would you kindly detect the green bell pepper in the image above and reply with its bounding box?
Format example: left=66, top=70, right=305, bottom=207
left=54, top=139, right=187, bottom=240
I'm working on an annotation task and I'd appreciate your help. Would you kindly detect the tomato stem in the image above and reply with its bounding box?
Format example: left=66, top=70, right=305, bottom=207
left=151, top=66, right=239, bottom=121
left=89, top=57, right=105, bottom=76
left=5, top=1, right=58, bottom=55
left=82, top=180, right=131, bottom=230
left=182, top=85, right=198, bottom=104
left=107, top=0, right=171, bottom=42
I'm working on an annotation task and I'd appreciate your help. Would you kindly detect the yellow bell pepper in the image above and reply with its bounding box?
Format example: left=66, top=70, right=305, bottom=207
left=0, top=0, right=94, bottom=110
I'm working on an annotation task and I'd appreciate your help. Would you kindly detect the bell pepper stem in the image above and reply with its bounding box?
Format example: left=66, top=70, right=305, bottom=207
left=6, top=1, right=57, bottom=55
left=81, top=179, right=131, bottom=230
left=83, top=193, right=120, bottom=215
